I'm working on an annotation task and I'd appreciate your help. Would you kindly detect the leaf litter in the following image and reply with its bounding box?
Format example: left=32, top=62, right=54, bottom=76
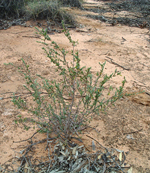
left=1, top=136, right=130, bottom=173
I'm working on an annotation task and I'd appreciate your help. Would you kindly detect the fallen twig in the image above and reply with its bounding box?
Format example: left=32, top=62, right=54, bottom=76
left=13, top=129, right=41, bottom=143
left=22, top=35, right=41, bottom=38
left=86, top=135, right=108, bottom=152
left=105, top=56, right=130, bottom=71
left=123, top=128, right=143, bottom=135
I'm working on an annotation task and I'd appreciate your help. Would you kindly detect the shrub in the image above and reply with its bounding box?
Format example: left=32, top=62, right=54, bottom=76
left=0, top=0, right=25, bottom=18
left=12, top=22, right=126, bottom=143
left=0, top=0, right=78, bottom=25
left=24, top=0, right=75, bottom=25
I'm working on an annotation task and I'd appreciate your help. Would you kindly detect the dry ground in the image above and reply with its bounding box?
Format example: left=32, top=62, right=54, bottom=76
left=0, top=0, right=150, bottom=172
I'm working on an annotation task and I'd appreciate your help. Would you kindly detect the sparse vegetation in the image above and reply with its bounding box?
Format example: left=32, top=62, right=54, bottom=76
left=12, top=21, right=126, bottom=142
left=24, top=0, right=75, bottom=25
left=6, top=21, right=127, bottom=172
left=0, top=0, right=150, bottom=171
left=0, top=0, right=25, bottom=18
left=0, top=0, right=82, bottom=25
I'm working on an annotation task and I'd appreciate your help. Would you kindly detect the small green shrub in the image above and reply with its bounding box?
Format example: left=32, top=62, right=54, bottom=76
left=12, top=22, right=126, bottom=143
left=0, top=0, right=77, bottom=25
left=24, top=0, right=75, bottom=25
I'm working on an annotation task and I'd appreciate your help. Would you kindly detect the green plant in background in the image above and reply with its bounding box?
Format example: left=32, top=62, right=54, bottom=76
left=0, top=0, right=81, bottom=26
left=24, top=0, right=76, bottom=25
left=0, top=0, right=25, bottom=18
left=12, top=22, right=126, bottom=143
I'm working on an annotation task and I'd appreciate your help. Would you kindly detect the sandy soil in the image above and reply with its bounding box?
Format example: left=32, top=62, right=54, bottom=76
left=0, top=0, right=150, bottom=172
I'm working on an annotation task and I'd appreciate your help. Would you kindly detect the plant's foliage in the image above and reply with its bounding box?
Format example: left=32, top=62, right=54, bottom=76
left=0, top=0, right=78, bottom=25
left=24, top=0, right=75, bottom=24
left=0, top=0, right=25, bottom=18
left=12, top=22, right=126, bottom=141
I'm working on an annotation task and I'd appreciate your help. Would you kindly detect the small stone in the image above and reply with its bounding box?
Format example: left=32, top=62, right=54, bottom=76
left=42, top=70, right=49, bottom=75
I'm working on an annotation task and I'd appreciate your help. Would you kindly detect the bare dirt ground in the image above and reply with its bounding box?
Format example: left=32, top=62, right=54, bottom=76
left=0, top=0, right=150, bottom=172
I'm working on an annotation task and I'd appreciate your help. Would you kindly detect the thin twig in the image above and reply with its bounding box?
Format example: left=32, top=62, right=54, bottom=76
left=0, top=91, right=85, bottom=100
left=123, top=128, right=143, bottom=135
left=22, top=35, right=41, bottom=38
left=86, top=135, right=108, bottom=152
left=105, top=56, right=130, bottom=71
left=13, top=129, right=41, bottom=143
